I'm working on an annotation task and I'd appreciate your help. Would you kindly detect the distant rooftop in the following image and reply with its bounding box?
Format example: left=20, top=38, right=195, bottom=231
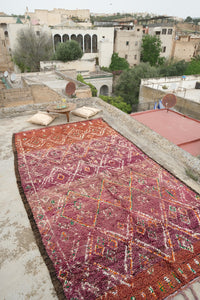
left=131, top=109, right=200, bottom=156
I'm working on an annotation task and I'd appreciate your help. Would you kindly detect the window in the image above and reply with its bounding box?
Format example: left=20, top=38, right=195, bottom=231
left=125, top=54, right=128, bottom=59
left=137, top=28, right=140, bottom=31
left=36, top=31, right=40, bottom=36
left=163, top=46, right=166, bottom=53
left=155, top=31, right=160, bottom=35
left=168, top=29, right=173, bottom=34
left=4, top=31, right=8, bottom=37
left=135, top=41, right=138, bottom=46
left=126, top=41, right=129, bottom=46
left=162, top=28, right=167, bottom=34
left=134, top=55, right=137, bottom=60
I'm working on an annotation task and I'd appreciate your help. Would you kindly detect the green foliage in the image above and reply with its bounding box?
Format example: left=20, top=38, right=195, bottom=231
left=159, top=59, right=188, bottom=77
left=184, top=16, right=193, bottom=23
left=193, top=18, right=200, bottom=25
left=53, top=40, right=83, bottom=62
left=13, top=27, right=53, bottom=72
left=115, top=62, right=159, bottom=106
left=184, top=16, right=200, bottom=25
left=90, top=13, right=133, bottom=24
left=100, top=66, right=112, bottom=73
left=99, top=95, right=132, bottom=113
left=141, top=35, right=163, bottom=66
left=11, top=14, right=25, bottom=18
left=109, top=53, right=129, bottom=71
left=77, top=74, right=97, bottom=96
left=185, top=56, right=200, bottom=75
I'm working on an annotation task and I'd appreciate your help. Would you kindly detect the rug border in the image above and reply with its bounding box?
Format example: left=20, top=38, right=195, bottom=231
left=12, top=134, right=67, bottom=300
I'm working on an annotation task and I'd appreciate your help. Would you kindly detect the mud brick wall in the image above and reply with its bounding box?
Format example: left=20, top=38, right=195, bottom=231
left=30, top=85, right=61, bottom=103
left=0, top=88, right=33, bottom=107
left=0, top=85, right=61, bottom=108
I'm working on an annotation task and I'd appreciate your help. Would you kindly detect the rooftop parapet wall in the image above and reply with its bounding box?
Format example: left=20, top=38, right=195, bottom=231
left=139, top=85, right=200, bottom=120
left=141, top=75, right=200, bottom=90
left=40, top=59, right=96, bottom=73
left=0, top=85, right=61, bottom=108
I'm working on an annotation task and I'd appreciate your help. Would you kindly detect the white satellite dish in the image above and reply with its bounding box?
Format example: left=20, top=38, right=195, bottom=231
left=4, top=71, right=8, bottom=77
left=10, top=73, right=16, bottom=82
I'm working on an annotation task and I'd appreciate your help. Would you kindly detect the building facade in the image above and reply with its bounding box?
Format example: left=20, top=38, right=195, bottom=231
left=148, top=24, right=175, bottom=59
left=172, top=35, right=200, bottom=61
left=52, top=27, right=114, bottom=68
left=114, top=25, right=143, bottom=66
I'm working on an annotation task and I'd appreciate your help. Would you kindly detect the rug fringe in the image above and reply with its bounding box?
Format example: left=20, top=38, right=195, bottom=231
left=12, top=133, right=67, bottom=300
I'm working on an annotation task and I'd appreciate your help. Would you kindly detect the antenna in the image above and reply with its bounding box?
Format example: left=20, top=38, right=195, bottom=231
left=162, top=94, right=177, bottom=111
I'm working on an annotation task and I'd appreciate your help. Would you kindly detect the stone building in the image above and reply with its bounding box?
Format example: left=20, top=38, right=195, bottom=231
left=114, top=25, right=143, bottom=66
left=24, top=8, right=90, bottom=26
left=52, top=26, right=114, bottom=68
left=148, top=24, right=175, bottom=59
left=172, top=34, right=200, bottom=61
left=0, top=27, right=13, bottom=72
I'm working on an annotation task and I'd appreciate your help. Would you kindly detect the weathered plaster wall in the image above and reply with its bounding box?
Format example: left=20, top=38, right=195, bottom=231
left=40, top=59, right=96, bottom=73
left=0, top=85, right=61, bottom=108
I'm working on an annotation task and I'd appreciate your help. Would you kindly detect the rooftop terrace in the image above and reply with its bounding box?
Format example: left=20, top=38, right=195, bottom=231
left=0, top=97, right=200, bottom=299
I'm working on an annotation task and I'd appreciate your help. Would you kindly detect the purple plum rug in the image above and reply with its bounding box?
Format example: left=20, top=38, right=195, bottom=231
left=13, top=118, right=200, bottom=299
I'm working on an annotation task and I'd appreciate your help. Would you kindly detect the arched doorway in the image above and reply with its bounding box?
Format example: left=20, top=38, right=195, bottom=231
left=63, top=34, right=69, bottom=43
left=71, top=34, right=77, bottom=41
left=54, top=34, right=61, bottom=49
left=92, top=34, right=97, bottom=53
left=100, top=85, right=109, bottom=96
left=77, top=34, right=83, bottom=51
left=84, top=34, right=91, bottom=53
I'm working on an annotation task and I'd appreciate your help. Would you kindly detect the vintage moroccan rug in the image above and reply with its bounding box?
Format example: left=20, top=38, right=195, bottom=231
left=13, top=118, right=200, bottom=299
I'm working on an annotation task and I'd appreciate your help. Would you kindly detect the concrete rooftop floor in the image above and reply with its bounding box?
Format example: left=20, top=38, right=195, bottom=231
left=1, top=97, right=200, bottom=299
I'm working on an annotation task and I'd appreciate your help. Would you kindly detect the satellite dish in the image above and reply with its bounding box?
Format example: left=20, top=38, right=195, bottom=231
left=4, top=71, right=8, bottom=77
left=10, top=73, right=16, bottom=82
left=65, top=81, right=76, bottom=96
left=162, top=93, right=177, bottom=109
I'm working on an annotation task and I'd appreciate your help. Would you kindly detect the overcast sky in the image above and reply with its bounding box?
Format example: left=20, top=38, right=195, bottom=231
left=1, top=0, right=200, bottom=19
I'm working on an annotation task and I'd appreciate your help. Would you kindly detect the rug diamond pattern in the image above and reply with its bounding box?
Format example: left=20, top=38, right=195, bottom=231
left=13, top=118, right=200, bottom=300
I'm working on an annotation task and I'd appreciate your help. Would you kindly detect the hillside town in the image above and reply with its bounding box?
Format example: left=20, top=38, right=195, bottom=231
left=1, top=9, right=200, bottom=71
left=0, top=7, right=200, bottom=300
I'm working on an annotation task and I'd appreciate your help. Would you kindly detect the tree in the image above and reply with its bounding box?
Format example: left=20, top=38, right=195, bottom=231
left=184, top=16, right=193, bottom=23
left=13, top=27, right=53, bottom=72
left=159, top=59, right=188, bottom=77
left=141, top=35, right=163, bottom=66
left=109, top=53, right=129, bottom=71
left=185, top=56, right=200, bottom=75
left=115, top=62, right=159, bottom=106
left=99, top=95, right=132, bottom=113
left=54, top=40, right=83, bottom=62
